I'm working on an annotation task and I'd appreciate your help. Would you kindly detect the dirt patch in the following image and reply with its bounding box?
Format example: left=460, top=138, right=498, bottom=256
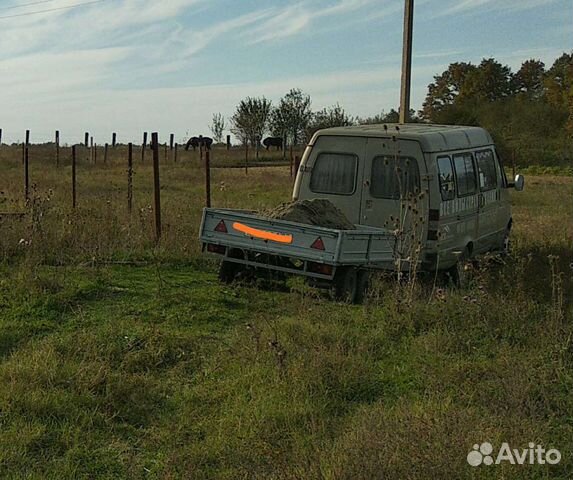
left=261, top=199, right=355, bottom=230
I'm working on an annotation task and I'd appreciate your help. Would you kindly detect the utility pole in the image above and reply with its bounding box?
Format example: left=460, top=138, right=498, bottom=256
left=399, top=0, right=414, bottom=124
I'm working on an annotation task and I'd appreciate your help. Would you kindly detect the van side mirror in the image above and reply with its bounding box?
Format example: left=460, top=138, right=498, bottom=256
left=514, top=174, right=524, bottom=192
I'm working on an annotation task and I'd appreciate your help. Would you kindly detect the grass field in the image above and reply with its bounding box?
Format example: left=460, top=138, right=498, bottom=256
left=0, top=144, right=572, bottom=479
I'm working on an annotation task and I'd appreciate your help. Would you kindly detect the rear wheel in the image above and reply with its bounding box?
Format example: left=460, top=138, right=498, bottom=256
left=333, top=267, right=359, bottom=303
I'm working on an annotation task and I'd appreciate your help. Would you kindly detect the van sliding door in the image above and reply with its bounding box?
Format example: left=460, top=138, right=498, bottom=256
left=451, top=152, right=479, bottom=251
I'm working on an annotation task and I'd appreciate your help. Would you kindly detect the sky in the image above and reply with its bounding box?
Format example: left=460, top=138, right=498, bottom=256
left=0, top=0, right=571, bottom=145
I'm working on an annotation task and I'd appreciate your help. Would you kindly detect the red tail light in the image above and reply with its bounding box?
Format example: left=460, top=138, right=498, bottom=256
left=207, top=243, right=226, bottom=254
left=310, top=237, right=325, bottom=251
left=214, top=220, right=227, bottom=233
left=308, top=262, right=333, bottom=275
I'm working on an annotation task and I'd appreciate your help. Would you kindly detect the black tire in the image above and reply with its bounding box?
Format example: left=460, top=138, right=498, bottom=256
left=501, top=229, right=511, bottom=256
left=333, top=267, right=359, bottom=303
left=446, top=249, right=472, bottom=288
left=218, top=260, right=242, bottom=284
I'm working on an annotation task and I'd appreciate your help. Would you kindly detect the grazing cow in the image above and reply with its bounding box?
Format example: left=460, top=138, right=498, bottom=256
left=185, top=136, right=213, bottom=151
left=262, top=136, right=283, bottom=151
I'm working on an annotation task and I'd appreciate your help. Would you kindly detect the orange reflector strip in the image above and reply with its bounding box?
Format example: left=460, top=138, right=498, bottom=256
left=232, top=222, right=293, bottom=244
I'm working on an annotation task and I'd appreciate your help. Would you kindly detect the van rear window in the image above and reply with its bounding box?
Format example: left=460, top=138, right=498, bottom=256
left=453, top=153, right=477, bottom=196
left=310, top=153, right=357, bottom=195
left=370, top=155, right=420, bottom=200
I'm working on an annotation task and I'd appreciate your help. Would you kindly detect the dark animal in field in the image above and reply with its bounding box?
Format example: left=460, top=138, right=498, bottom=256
left=263, top=136, right=283, bottom=150
left=185, top=136, right=213, bottom=151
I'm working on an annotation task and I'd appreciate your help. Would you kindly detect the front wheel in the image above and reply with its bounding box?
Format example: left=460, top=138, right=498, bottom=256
left=501, top=229, right=511, bottom=256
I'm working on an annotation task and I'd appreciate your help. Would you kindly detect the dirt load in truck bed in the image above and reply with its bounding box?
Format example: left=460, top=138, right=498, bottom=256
left=261, top=199, right=355, bottom=230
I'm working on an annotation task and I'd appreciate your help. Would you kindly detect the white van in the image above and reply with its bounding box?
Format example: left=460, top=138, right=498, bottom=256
left=293, top=123, right=524, bottom=282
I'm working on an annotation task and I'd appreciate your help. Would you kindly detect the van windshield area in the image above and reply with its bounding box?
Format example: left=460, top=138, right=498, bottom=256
left=370, top=155, right=420, bottom=200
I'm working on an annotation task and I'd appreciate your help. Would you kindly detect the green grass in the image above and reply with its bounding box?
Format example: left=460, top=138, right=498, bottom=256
left=0, top=256, right=570, bottom=479
left=0, top=149, right=571, bottom=478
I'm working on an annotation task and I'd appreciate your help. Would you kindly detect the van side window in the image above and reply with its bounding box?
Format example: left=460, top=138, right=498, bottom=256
left=437, top=156, right=455, bottom=201
left=453, top=153, right=477, bottom=196
left=370, top=155, right=420, bottom=200
left=494, top=148, right=508, bottom=187
left=310, top=153, right=357, bottom=195
left=475, top=149, right=498, bottom=191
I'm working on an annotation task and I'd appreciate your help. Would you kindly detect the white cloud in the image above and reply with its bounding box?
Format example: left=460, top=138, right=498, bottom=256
left=244, top=0, right=379, bottom=44
left=435, top=0, right=559, bottom=17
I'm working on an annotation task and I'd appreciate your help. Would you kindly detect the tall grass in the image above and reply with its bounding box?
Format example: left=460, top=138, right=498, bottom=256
left=0, top=146, right=571, bottom=478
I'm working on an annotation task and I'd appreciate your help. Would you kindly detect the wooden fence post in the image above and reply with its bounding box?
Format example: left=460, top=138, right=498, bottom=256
left=164, top=143, right=167, bottom=163
left=169, top=133, right=174, bottom=150
left=142, top=132, right=147, bottom=162
left=245, top=142, right=249, bottom=175
left=94, top=143, right=97, bottom=164
left=127, top=142, right=133, bottom=215
left=226, top=135, right=231, bottom=150
left=90, top=136, right=94, bottom=163
left=84, top=132, right=89, bottom=147
left=0, top=128, right=3, bottom=147
left=151, top=132, right=161, bottom=243
left=112, top=132, right=117, bottom=147
left=294, top=155, right=301, bottom=180
left=22, top=129, right=30, bottom=164
left=24, top=143, right=29, bottom=203
left=55, top=130, right=60, bottom=167
left=205, top=149, right=211, bottom=208
left=174, top=143, right=178, bottom=163
left=72, top=145, right=77, bottom=208
left=104, top=143, right=108, bottom=164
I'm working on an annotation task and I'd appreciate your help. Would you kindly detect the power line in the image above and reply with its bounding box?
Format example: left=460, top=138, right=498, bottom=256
left=0, top=1, right=57, bottom=12
left=0, top=0, right=107, bottom=20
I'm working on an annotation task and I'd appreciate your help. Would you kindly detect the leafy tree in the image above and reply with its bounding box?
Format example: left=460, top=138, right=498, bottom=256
left=513, top=59, right=545, bottom=98
left=307, top=103, right=354, bottom=137
left=421, top=62, right=476, bottom=119
left=230, top=97, right=272, bottom=149
left=461, top=58, right=513, bottom=102
left=419, top=53, right=572, bottom=167
left=358, top=108, right=419, bottom=124
left=209, top=113, right=226, bottom=143
left=544, top=52, right=573, bottom=107
left=269, top=88, right=312, bottom=146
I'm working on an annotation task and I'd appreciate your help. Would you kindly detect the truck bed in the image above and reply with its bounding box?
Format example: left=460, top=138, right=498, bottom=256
left=200, top=208, right=396, bottom=278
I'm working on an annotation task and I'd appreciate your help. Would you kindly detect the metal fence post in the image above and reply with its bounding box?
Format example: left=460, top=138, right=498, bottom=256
left=205, top=148, right=211, bottom=208
left=72, top=145, right=77, bottom=208
left=127, top=142, right=133, bottom=215
left=151, top=132, right=161, bottom=243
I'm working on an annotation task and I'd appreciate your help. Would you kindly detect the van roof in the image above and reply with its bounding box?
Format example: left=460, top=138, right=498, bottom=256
left=314, top=123, right=494, bottom=153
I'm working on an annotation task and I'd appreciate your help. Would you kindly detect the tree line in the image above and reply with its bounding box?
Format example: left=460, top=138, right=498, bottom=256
left=210, top=51, right=571, bottom=167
